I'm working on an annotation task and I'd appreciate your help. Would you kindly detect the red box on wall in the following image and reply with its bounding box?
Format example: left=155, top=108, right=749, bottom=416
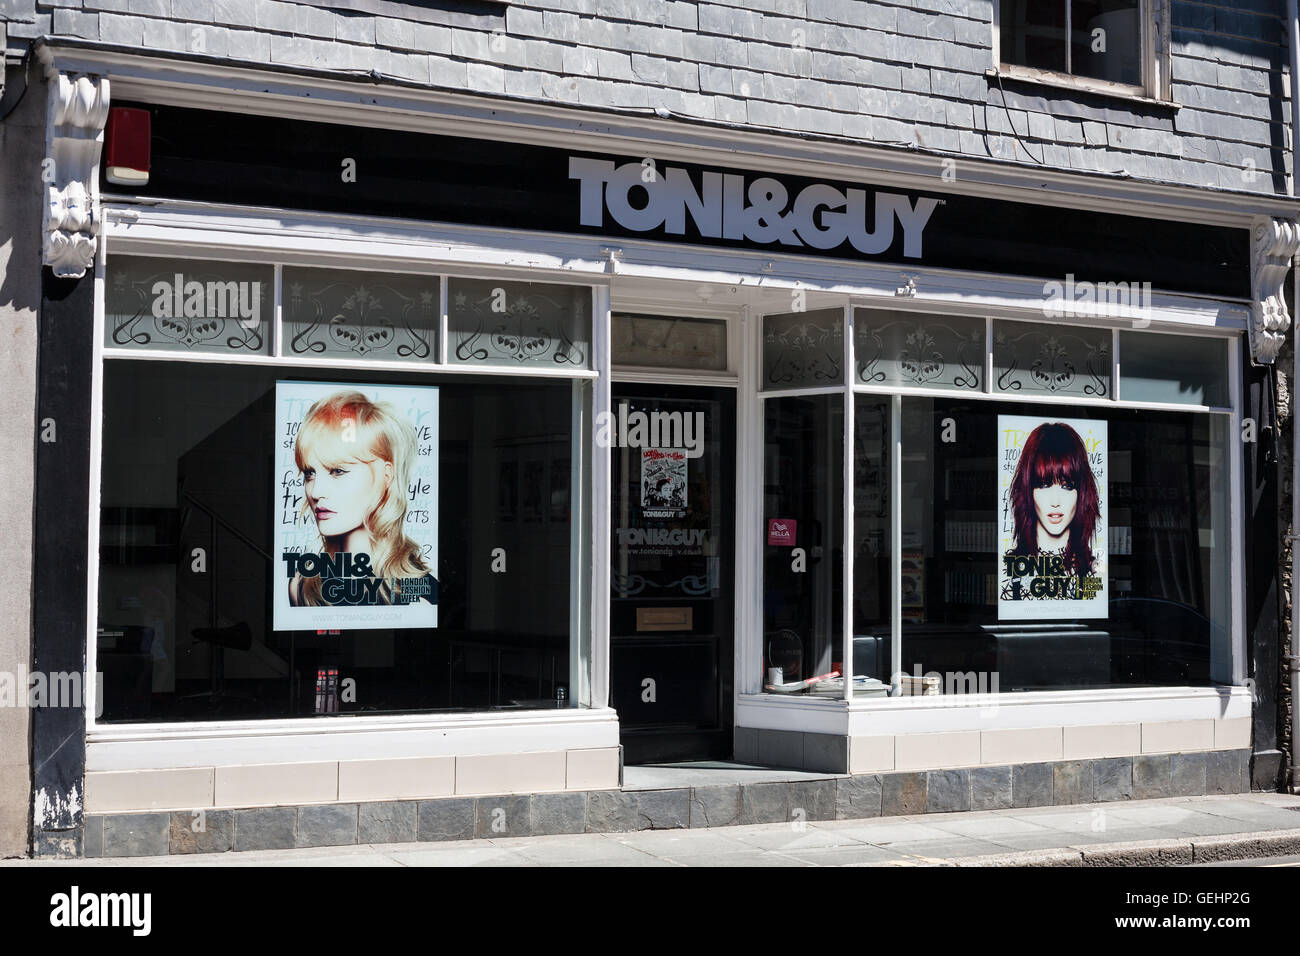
left=105, top=107, right=151, bottom=186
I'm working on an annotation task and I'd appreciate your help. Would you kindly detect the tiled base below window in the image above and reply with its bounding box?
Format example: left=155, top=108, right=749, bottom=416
left=71, top=748, right=1254, bottom=858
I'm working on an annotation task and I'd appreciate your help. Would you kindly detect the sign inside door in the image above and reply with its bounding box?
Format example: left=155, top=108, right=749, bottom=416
left=767, top=518, right=797, bottom=546
left=641, top=447, right=688, bottom=519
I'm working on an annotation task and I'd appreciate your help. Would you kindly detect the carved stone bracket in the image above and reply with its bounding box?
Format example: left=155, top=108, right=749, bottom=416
left=1250, top=216, right=1300, bottom=365
left=42, top=71, right=109, bottom=279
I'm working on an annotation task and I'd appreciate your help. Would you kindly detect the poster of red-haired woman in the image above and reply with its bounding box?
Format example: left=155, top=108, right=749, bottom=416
left=997, top=415, right=1107, bottom=621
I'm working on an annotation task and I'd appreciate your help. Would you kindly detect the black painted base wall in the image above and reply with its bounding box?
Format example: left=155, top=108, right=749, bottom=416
left=30, top=267, right=95, bottom=857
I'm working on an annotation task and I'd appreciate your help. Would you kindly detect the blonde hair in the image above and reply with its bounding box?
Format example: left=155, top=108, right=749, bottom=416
left=293, top=390, right=430, bottom=606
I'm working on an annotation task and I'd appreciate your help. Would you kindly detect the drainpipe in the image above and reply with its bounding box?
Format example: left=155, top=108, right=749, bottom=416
left=1290, top=0, right=1300, bottom=794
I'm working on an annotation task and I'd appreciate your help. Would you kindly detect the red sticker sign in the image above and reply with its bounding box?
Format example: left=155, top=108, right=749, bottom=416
left=767, top=518, right=797, bottom=546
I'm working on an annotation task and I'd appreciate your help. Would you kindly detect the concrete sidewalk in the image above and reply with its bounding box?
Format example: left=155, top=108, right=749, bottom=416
left=7, top=791, right=1300, bottom=867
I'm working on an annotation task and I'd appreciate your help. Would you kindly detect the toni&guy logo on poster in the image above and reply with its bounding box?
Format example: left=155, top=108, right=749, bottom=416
left=149, top=273, right=261, bottom=328
left=570, top=157, right=940, bottom=258
left=595, top=402, right=705, bottom=458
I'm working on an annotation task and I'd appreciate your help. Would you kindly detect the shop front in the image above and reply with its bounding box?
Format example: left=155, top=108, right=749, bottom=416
left=28, top=47, right=1296, bottom=854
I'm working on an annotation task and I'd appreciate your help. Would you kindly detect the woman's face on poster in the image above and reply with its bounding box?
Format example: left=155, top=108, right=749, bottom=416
left=301, top=452, right=388, bottom=539
left=1032, top=479, right=1077, bottom=539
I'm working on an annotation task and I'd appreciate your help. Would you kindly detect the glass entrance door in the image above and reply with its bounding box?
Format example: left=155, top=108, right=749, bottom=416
left=609, top=384, right=735, bottom=764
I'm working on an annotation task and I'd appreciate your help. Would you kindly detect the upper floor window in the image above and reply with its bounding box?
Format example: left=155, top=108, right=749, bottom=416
left=997, top=1, right=1168, bottom=100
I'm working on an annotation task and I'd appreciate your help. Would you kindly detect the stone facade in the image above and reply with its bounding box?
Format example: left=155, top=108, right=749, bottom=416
left=81, top=749, right=1254, bottom=856
left=0, top=0, right=1291, bottom=193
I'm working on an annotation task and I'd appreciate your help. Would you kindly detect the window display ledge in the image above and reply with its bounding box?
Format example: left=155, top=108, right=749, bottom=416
left=737, top=685, right=1250, bottom=739
left=87, top=707, right=620, bottom=773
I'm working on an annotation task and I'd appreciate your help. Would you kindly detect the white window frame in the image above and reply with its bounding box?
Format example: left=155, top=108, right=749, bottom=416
left=743, top=297, right=1246, bottom=735
left=88, top=216, right=615, bottom=767
left=992, top=0, right=1173, bottom=104
left=89, top=181, right=1253, bottom=767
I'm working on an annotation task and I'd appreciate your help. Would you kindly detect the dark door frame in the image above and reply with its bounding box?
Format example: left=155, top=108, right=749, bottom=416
left=609, top=382, right=737, bottom=765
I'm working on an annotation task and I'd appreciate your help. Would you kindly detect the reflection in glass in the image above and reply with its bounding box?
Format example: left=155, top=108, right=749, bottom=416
left=852, top=396, right=892, bottom=692
left=762, top=394, right=843, bottom=692
left=1119, top=332, right=1228, bottom=407
left=892, top=396, right=1229, bottom=692
left=1071, top=0, right=1141, bottom=85
left=612, top=314, right=727, bottom=370
left=97, top=361, right=584, bottom=722
left=1000, top=0, right=1067, bottom=73
left=609, top=387, right=733, bottom=744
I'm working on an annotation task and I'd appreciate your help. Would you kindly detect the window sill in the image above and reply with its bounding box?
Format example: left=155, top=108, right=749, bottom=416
left=987, top=67, right=1178, bottom=111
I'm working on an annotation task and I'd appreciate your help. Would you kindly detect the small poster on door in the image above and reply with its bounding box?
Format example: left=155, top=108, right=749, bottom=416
left=641, top=448, right=688, bottom=519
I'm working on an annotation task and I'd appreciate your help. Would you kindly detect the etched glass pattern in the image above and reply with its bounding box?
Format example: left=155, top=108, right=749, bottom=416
left=106, top=256, right=273, bottom=355
left=448, top=278, right=591, bottom=369
left=284, top=267, right=438, bottom=361
left=855, top=309, right=984, bottom=391
left=993, top=320, right=1110, bottom=398
left=762, top=308, right=845, bottom=390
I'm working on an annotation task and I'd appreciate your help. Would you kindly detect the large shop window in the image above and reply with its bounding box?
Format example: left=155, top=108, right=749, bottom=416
left=96, top=361, right=589, bottom=722
left=761, top=314, right=1234, bottom=699
left=876, top=397, right=1232, bottom=692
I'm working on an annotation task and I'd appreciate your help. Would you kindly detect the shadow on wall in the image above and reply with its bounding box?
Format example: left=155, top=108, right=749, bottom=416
left=0, top=58, right=45, bottom=859
left=0, top=58, right=43, bottom=311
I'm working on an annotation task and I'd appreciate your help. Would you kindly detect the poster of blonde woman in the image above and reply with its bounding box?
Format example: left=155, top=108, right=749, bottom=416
left=997, top=415, right=1106, bottom=621
left=274, top=381, right=438, bottom=631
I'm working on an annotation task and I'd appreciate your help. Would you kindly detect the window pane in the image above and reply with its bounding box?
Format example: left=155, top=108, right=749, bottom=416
left=1119, top=332, right=1228, bottom=406
left=612, top=314, right=727, bottom=370
left=283, top=267, right=438, bottom=361
left=106, top=255, right=273, bottom=355
left=994, top=320, right=1111, bottom=398
left=894, top=397, right=1229, bottom=693
left=448, top=278, right=591, bottom=369
left=852, top=396, right=892, bottom=692
left=97, top=361, right=586, bottom=721
left=856, top=309, right=984, bottom=391
left=1072, top=0, right=1142, bottom=85
left=762, top=308, right=845, bottom=390
left=762, top=394, right=843, bottom=694
left=1000, top=0, right=1067, bottom=74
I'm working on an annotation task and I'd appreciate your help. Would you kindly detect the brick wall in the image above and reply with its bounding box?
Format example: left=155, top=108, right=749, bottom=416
left=0, top=2, right=1293, bottom=189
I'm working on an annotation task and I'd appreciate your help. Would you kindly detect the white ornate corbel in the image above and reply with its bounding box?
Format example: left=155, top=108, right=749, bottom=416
left=1249, top=216, right=1300, bottom=365
left=42, top=71, right=109, bottom=279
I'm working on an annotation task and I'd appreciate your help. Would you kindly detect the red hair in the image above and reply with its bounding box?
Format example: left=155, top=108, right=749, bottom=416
left=1009, top=422, right=1099, bottom=576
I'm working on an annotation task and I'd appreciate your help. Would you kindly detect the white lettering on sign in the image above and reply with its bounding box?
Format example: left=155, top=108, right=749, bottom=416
left=570, top=157, right=939, bottom=258
left=615, top=528, right=709, bottom=547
